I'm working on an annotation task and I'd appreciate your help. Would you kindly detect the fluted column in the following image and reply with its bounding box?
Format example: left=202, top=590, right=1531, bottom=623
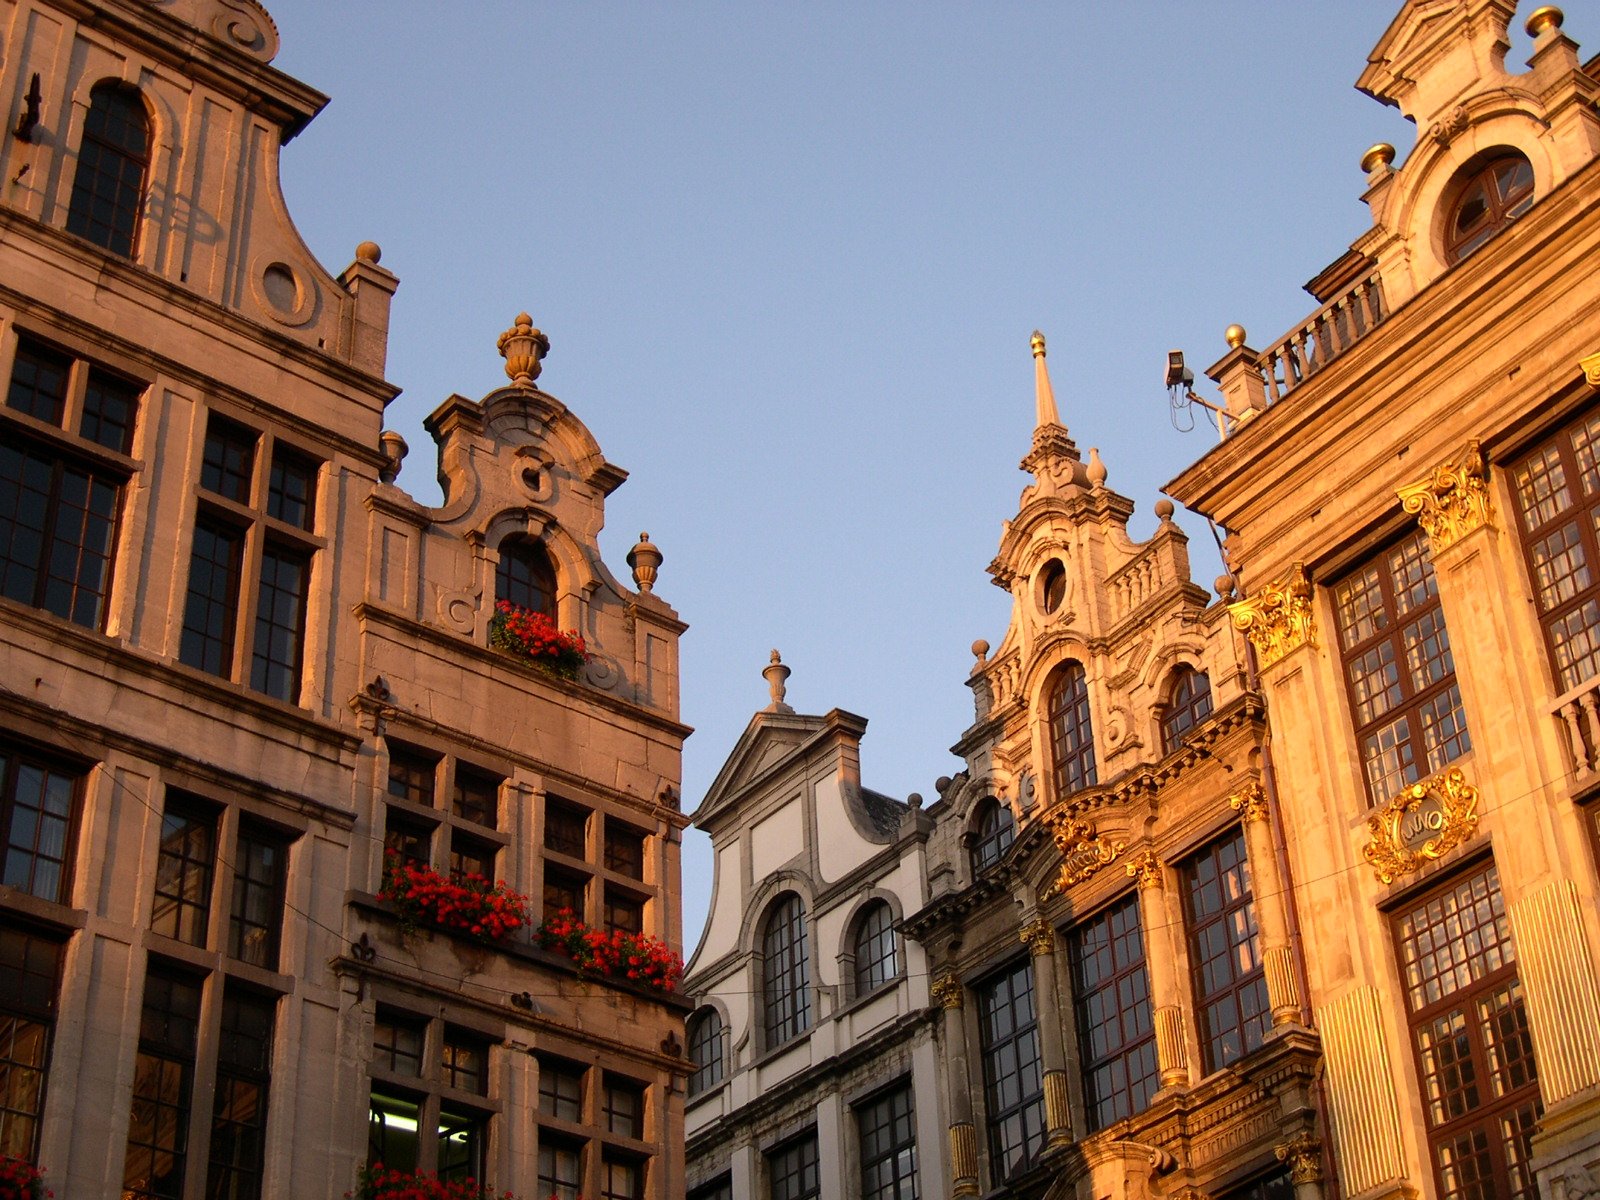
left=1127, top=849, right=1189, bottom=1089
left=1020, top=917, right=1072, bottom=1148
left=1230, top=782, right=1302, bottom=1026
left=931, top=972, right=979, bottom=1197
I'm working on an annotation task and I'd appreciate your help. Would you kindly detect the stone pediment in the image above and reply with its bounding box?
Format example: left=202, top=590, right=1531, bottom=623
left=1357, top=0, right=1516, bottom=122
left=690, top=711, right=828, bottom=825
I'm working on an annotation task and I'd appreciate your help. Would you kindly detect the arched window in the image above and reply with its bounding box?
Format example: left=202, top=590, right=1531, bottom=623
left=852, top=901, right=898, bottom=996
left=1047, top=662, right=1097, bottom=799
left=1161, top=666, right=1214, bottom=753
left=495, top=537, right=557, bottom=617
left=970, top=799, right=1015, bottom=875
left=761, top=893, right=811, bottom=1048
left=687, top=1009, right=724, bottom=1096
left=1446, top=152, right=1534, bottom=263
left=67, top=83, right=151, bottom=257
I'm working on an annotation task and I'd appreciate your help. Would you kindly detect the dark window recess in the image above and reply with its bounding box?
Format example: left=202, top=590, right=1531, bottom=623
left=496, top=537, right=557, bottom=617
left=206, top=988, right=275, bottom=1200
left=1048, top=662, right=1098, bottom=798
left=201, top=418, right=256, bottom=505
left=250, top=544, right=309, bottom=703
left=604, top=888, right=644, bottom=935
left=1334, top=529, right=1470, bottom=805
left=538, top=1057, right=584, bottom=1122
left=1161, top=666, right=1214, bottom=753
left=603, top=1074, right=645, bottom=1138
left=266, top=449, right=317, bottom=530
left=1069, top=893, right=1157, bottom=1132
left=767, top=1133, right=820, bottom=1200
left=124, top=967, right=202, bottom=1200
left=857, top=1082, right=918, bottom=1200
left=368, top=1091, right=422, bottom=1172
left=977, top=960, right=1045, bottom=1178
left=1182, top=827, right=1270, bottom=1072
left=449, top=832, right=496, bottom=885
left=1396, top=862, right=1541, bottom=1200
left=387, top=747, right=438, bottom=808
left=538, top=1134, right=583, bottom=1200
left=602, top=1153, right=644, bottom=1200
left=604, top=821, right=647, bottom=878
left=545, top=800, right=589, bottom=858
left=543, top=866, right=588, bottom=919
left=1447, top=154, right=1535, bottom=263
left=384, top=811, right=434, bottom=869
left=442, top=1033, right=488, bottom=1096
left=151, top=798, right=216, bottom=946
left=687, top=1009, right=724, bottom=1096
left=451, top=768, right=499, bottom=828
left=7, top=339, right=71, bottom=426
left=852, top=901, right=898, bottom=996
left=65, top=83, right=150, bottom=257
left=762, top=893, right=812, bottom=1048
left=1, top=747, right=79, bottom=905
left=0, top=926, right=65, bottom=1163
left=1216, top=1170, right=1295, bottom=1200
left=435, top=1107, right=485, bottom=1184
left=970, top=799, right=1015, bottom=874
left=80, top=370, right=141, bottom=454
left=372, top=1013, right=425, bottom=1077
left=229, top=827, right=287, bottom=969
left=178, top=517, right=244, bottom=676
left=688, top=1177, right=732, bottom=1200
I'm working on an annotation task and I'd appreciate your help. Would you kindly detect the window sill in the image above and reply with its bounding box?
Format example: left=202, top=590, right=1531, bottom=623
left=0, top=886, right=87, bottom=931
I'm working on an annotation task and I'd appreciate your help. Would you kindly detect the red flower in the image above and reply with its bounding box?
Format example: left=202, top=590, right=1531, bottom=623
left=379, top=853, right=531, bottom=944
left=488, top=602, right=590, bottom=681
left=535, top=911, right=683, bottom=993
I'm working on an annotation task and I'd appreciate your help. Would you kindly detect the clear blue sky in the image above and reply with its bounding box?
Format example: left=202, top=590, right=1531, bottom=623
left=265, top=2, right=1553, bottom=948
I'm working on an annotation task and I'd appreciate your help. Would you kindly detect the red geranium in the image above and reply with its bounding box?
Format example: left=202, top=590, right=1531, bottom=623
left=489, top=601, right=590, bottom=681
left=379, top=852, right=531, bottom=944
left=348, top=1163, right=519, bottom=1200
left=537, top=910, right=684, bottom=993
left=0, top=1156, right=51, bottom=1200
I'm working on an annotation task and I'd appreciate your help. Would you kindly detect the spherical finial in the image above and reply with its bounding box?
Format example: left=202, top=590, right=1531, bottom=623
left=1224, top=324, right=1247, bottom=349
left=1215, top=573, right=1238, bottom=600
left=1030, top=330, right=1047, bottom=358
left=971, top=638, right=990, bottom=663
left=1154, top=498, right=1175, bottom=522
left=1526, top=5, right=1564, bottom=36
left=627, top=532, right=662, bottom=594
left=907, top=792, right=924, bottom=810
left=497, top=313, right=551, bottom=387
left=935, top=775, right=953, bottom=794
left=355, top=240, right=382, bottom=264
left=1360, top=143, right=1396, bottom=175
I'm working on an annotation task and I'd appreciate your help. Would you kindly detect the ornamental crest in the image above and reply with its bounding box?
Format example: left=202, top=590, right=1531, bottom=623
left=1041, top=815, right=1126, bottom=900
left=1228, top=564, right=1314, bottom=671
left=1363, top=767, right=1480, bottom=884
left=1397, top=441, right=1493, bottom=552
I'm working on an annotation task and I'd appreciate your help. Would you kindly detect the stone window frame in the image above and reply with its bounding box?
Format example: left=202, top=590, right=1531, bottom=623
left=534, top=1044, right=657, bottom=1200
left=1159, top=664, right=1214, bottom=754
left=974, top=956, right=1046, bottom=1182
left=845, top=898, right=901, bottom=1001
left=765, top=1128, right=820, bottom=1200
left=1330, top=527, right=1471, bottom=807
left=65, top=81, right=153, bottom=259
left=1390, top=858, right=1542, bottom=1200
left=494, top=535, right=559, bottom=619
left=0, top=922, right=67, bottom=1165
left=368, top=1004, right=499, bottom=1184
left=1179, top=824, right=1270, bottom=1074
left=759, top=891, right=813, bottom=1052
left=1, top=329, right=144, bottom=634
left=685, top=1006, right=726, bottom=1099
left=1442, top=149, right=1535, bottom=265
left=1046, top=661, right=1098, bottom=801
left=178, top=406, right=327, bottom=705
left=379, top=738, right=509, bottom=895
left=968, top=797, right=1015, bottom=877
left=854, top=1077, right=919, bottom=1200
left=1067, top=889, right=1158, bottom=1133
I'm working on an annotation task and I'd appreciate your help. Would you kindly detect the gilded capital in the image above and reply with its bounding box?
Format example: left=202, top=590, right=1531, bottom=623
left=1126, top=847, right=1163, bottom=890
left=1228, top=564, right=1315, bottom=671
left=931, top=972, right=964, bottom=1010
left=1584, top=350, right=1600, bottom=387
left=1274, top=1130, right=1323, bottom=1185
left=1228, top=781, right=1269, bottom=823
left=1020, top=917, right=1056, bottom=957
left=1397, top=441, right=1494, bottom=552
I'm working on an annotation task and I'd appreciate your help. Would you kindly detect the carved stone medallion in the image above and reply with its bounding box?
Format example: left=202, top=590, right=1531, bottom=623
left=1363, top=767, right=1480, bottom=884
left=1041, top=816, right=1126, bottom=900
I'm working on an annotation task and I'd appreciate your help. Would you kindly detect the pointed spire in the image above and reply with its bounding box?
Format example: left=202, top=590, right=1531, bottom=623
left=1031, top=330, right=1061, bottom=430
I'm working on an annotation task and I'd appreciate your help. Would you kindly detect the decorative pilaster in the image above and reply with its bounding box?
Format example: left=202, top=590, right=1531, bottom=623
left=932, top=971, right=979, bottom=1196
left=1228, top=564, right=1315, bottom=671
left=1020, top=916, right=1073, bottom=1148
left=1228, top=782, right=1300, bottom=1025
left=1275, top=1130, right=1326, bottom=1200
left=1397, top=441, right=1494, bottom=552
left=1507, top=879, right=1600, bottom=1104
left=1128, top=849, right=1189, bottom=1088
left=950, top=1123, right=979, bottom=1198
left=1317, top=987, right=1407, bottom=1194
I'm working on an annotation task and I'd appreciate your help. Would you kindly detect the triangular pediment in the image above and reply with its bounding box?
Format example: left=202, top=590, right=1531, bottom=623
left=1357, top=0, right=1515, bottom=118
left=690, top=711, right=826, bottom=825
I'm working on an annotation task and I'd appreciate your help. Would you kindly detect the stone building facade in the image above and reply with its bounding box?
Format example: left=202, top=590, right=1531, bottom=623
left=1167, top=4, right=1600, bottom=1200
left=0, top=2, right=690, bottom=1198
left=682, top=657, right=945, bottom=1200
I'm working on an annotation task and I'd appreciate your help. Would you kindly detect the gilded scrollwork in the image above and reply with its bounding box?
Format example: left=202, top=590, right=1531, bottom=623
left=1125, top=847, right=1163, bottom=890
left=1019, top=917, right=1056, bottom=957
left=1397, top=441, right=1494, bottom=552
left=1228, top=781, right=1269, bottom=823
left=1228, top=564, right=1315, bottom=671
left=1363, top=766, right=1480, bottom=884
left=1274, top=1130, right=1323, bottom=1185
left=1584, top=350, right=1600, bottom=387
left=930, top=972, right=965, bottom=1010
left=1040, top=815, right=1127, bottom=900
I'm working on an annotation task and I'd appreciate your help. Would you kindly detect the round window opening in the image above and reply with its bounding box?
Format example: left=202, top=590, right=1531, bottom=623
left=1447, top=152, right=1534, bottom=263
left=1038, top=559, right=1067, bottom=615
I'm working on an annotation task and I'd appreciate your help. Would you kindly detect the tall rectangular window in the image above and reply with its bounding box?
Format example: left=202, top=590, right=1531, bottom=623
left=767, top=1132, right=820, bottom=1200
left=181, top=414, right=320, bottom=704
left=0, top=746, right=79, bottom=905
left=1068, top=894, right=1157, bottom=1132
left=0, top=926, right=65, bottom=1162
left=124, top=966, right=203, bottom=1200
left=1182, top=827, right=1270, bottom=1072
left=1510, top=409, right=1600, bottom=693
left=229, top=826, right=288, bottom=969
left=151, top=797, right=216, bottom=946
left=1334, top=529, right=1470, bottom=804
left=2, top=337, right=139, bottom=631
left=857, top=1082, right=918, bottom=1200
left=1396, top=862, right=1541, bottom=1200
left=206, top=988, right=275, bottom=1200
left=370, top=1010, right=493, bottom=1183
left=976, top=960, right=1045, bottom=1178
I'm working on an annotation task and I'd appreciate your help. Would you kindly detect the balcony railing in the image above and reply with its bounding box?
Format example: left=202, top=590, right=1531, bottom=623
left=1552, top=676, right=1600, bottom=779
left=1255, top=272, right=1387, bottom=406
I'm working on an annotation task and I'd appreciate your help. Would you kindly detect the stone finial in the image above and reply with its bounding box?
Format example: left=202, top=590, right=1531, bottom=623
left=1032, top=329, right=1062, bottom=429
left=1086, top=447, right=1107, bottom=489
left=1031, top=330, right=1047, bottom=358
left=763, top=650, right=793, bottom=713
left=497, top=313, right=551, bottom=387
left=1215, top=573, right=1238, bottom=601
left=356, top=240, right=382, bottom=264
left=1224, top=324, right=1248, bottom=349
left=971, top=638, right=990, bottom=666
left=1154, top=498, right=1176, bottom=524
left=627, top=532, right=662, bottom=593
left=907, top=792, right=923, bottom=809
left=378, top=430, right=408, bottom=484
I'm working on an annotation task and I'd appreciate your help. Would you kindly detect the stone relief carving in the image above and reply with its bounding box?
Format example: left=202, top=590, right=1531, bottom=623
left=1397, top=440, right=1494, bottom=552
left=436, top=586, right=482, bottom=636
left=1228, top=781, right=1270, bottom=823
left=1228, top=563, right=1315, bottom=671
left=1363, top=766, right=1480, bottom=884
left=1429, top=104, right=1470, bottom=146
left=1275, top=1131, right=1323, bottom=1184
left=1040, top=816, right=1127, bottom=900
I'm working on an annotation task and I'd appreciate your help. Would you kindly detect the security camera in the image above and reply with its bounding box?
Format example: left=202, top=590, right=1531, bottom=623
left=1165, top=350, right=1194, bottom=391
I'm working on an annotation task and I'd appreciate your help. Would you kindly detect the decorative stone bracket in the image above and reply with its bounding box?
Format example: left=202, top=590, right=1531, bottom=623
left=1397, top=440, right=1494, bottom=552
left=1583, top=350, right=1600, bottom=386
left=1362, top=766, right=1480, bottom=884
left=1228, top=564, right=1315, bottom=671
left=1040, top=815, right=1127, bottom=900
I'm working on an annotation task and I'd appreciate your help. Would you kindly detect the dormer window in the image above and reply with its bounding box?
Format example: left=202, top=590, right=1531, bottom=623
left=495, top=537, right=557, bottom=618
left=970, top=799, right=1015, bottom=874
left=67, top=83, right=151, bottom=258
left=1446, top=152, right=1533, bottom=264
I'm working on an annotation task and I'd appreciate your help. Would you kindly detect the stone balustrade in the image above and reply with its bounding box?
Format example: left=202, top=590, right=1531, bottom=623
left=1256, top=272, right=1387, bottom=407
left=1553, top=674, right=1600, bottom=777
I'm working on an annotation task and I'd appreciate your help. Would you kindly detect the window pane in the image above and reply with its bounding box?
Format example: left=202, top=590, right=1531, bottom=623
left=442, top=1034, right=487, bottom=1095
left=604, top=888, right=644, bottom=935
left=1047, top=663, right=1097, bottom=798
left=538, top=1058, right=584, bottom=1121
left=2, top=752, right=78, bottom=904
left=857, top=1083, right=918, bottom=1200
left=1069, top=895, right=1157, bottom=1132
left=7, top=340, right=71, bottom=426
left=66, top=85, right=151, bottom=257
left=125, top=968, right=202, bottom=1200
left=853, top=902, right=898, bottom=995
left=151, top=800, right=215, bottom=946
left=977, top=960, right=1045, bottom=1176
left=436, top=1107, right=485, bottom=1184
left=768, top=1134, right=819, bottom=1200
left=603, top=1075, right=645, bottom=1138
left=201, top=419, right=256, bottom=505
left=604, top=821, right=646, bottom=878
left=544, top=800, right=588, bottom=858
left=81, top=370, right=140, bottom=453
left=229, top=828, right=286, bottom=969
left=1161, top=667, right=1213, bottom=753
left=180, top=518, right=243, bottom=677
left=451, top=768, right=499, bottom=828
left=971, top=800, right=1014, bottom=874
left=372, top=1014, right=424, bottom=1077
left=538, top=1135, right=583, bottom=1200
left=687, top=1010, right=724, bottom=1096
left=496, top=538, right=557, bottom=617
left=367, top=1091, right=421, bottom=1171
left=249, top=544, right=308, bottom=702
left=0, top=927, right=64, bottom=1162
left=0, top=438, right=121, bottom=629
left=206, top=990, right=275, bottom=1200
left=762, top=894, right=811, bottom=1047
left=1183, top=828, right=1269, bottom=1072
left=266, top=449, right=316, bottom=530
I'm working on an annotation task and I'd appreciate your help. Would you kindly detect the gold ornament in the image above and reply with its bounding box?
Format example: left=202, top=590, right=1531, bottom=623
left=1275, top=1130, right=1323, bottom=1185
left=1228, top=564, right=1315, bottom=671
left=1363, top=767, right=1480, bottom=884
left=1126, top=847, right=1163, bottom=890
left=1398, top=441, right=1493, bottom=552
left=930, top=972, right=964, bottom=1010
left=1228, top=781, right=1270, bottom=823
left=1020, top=917, right=1056, bottom=957
left=1041, top=815, right=1127, bottom=900
left=1583, top=350, right=1600, bottom=387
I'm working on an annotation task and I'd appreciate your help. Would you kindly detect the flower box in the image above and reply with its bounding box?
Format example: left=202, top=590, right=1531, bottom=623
left=536, top=910, right=684, bottom=993
left=0, top=1157, right=51, bottom=1200
left=489, top=601, right=589, bottom=681
left=379, top=854, right=530, bottom=944
left=350, top=1163, right=518, bottom=1200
